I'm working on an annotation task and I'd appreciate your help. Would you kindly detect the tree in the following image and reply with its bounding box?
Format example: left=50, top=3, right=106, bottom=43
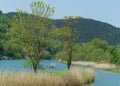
left=91, top=38, right=108, bottom=51
left=61, top=16, right=79, bottom=69
left=9, top=1, right=54, bottom=72
left=48, top=17, right=78, bottom=69
left=61, top=27, right=74, bottom=69
left=0, top=12, right=11, bottom=56
left=108, top=46, right=120, bottom=65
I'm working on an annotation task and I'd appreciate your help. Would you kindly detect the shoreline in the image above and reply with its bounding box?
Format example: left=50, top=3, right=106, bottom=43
left=72, top=61, right=117, bottom=70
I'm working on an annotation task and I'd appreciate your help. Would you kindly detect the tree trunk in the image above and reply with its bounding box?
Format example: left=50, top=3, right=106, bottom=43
left=33, top=64, right=37, bottom=73
left=33, top=58, right=39, bottom=73
left=67, top=45, right=72, bottom=70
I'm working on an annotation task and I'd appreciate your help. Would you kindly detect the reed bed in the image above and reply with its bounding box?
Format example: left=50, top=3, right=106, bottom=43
left=0, top=68, right=95, bottom=86
left=72, top=61, right=116, bottom=69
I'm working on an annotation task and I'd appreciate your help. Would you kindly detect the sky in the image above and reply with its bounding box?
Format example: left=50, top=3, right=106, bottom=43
left=0, top=0, right=120, bottom=27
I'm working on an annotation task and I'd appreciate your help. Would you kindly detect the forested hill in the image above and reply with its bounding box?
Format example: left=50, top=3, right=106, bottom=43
left=53, top=18, right=120, bottom=45
left=4, top=12, right=120, bottom=45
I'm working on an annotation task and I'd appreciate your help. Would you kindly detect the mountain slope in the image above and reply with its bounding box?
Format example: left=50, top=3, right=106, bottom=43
left=53, top=18, right=120, bottom=45
left=5, top=12, right=120, bottom=45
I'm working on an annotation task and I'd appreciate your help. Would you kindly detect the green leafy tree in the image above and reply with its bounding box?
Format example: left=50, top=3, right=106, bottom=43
left=0, top=12, right=11, bottom=56
left=60, top=16, right=79, bottom=69
left=9, top=1, right=54, bottom=72
left=62, top=27, right=74, bottom=69
left=108, top=46, right=120, bottom=65
left=72, top=38, right=111, bottom=62
left=91, top=38, right=108, bottom=51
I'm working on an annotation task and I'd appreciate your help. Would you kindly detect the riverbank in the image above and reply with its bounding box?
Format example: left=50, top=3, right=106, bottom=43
left=72, top=61, right=120, bottom=73
left=0, top=68, right=95, bottom=86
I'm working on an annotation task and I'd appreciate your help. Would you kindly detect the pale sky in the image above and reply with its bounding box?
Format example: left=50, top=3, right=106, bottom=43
left=0, top=0, right=120, bottom=27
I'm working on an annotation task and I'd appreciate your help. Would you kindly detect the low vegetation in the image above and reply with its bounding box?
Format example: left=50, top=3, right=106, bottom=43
left=72, top=61, right=120, bottom=74
left=0, top=68, right=95, bottom=86
left=105, top=68, right=120, bottom=73
left=72, top=61, right=116, bottom=70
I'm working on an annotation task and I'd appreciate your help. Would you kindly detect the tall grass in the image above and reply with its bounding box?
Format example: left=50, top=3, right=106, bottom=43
left=0, top=68, right=95, bottom=86
left=72, top=61, right=116, bottom=69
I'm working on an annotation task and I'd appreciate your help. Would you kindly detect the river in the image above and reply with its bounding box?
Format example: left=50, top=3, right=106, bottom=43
left=0, top=60, right=120, bottom=86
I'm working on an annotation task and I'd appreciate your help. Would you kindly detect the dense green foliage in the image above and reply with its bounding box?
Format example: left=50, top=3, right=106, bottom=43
left=4, top=12, right=120, bottom=45
left=0, top=11, right=24, bottom=59
left=0, top=7, right=120, bottom=67
left=0, top=12, right=9, bottom=55
left=72, top=38, right=110, bottom=62
left=55, top=37, right=120, bottom=66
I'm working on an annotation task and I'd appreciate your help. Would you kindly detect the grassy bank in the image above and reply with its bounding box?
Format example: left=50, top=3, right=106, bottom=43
left=72, top=61, right=116, bottom=69
left=105, top=68, right=120, bottom=73
left=0, top=68, right=95, bottom=86
left=72, top=61, right=120, bottom=73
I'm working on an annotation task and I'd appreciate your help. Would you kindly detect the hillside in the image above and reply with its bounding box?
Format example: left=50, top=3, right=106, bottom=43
left=53, top=18, right=120, bottom=45
left=4, top=12, right=120, bottom=45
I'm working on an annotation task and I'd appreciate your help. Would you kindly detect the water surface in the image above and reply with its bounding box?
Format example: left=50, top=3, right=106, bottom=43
left=0, top=60, right=120, bottom=86
left=0, top=59, right=67, bottom=72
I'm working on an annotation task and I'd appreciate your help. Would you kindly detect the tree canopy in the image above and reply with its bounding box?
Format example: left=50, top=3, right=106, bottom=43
left=8, top=1, right=54, bottom=72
